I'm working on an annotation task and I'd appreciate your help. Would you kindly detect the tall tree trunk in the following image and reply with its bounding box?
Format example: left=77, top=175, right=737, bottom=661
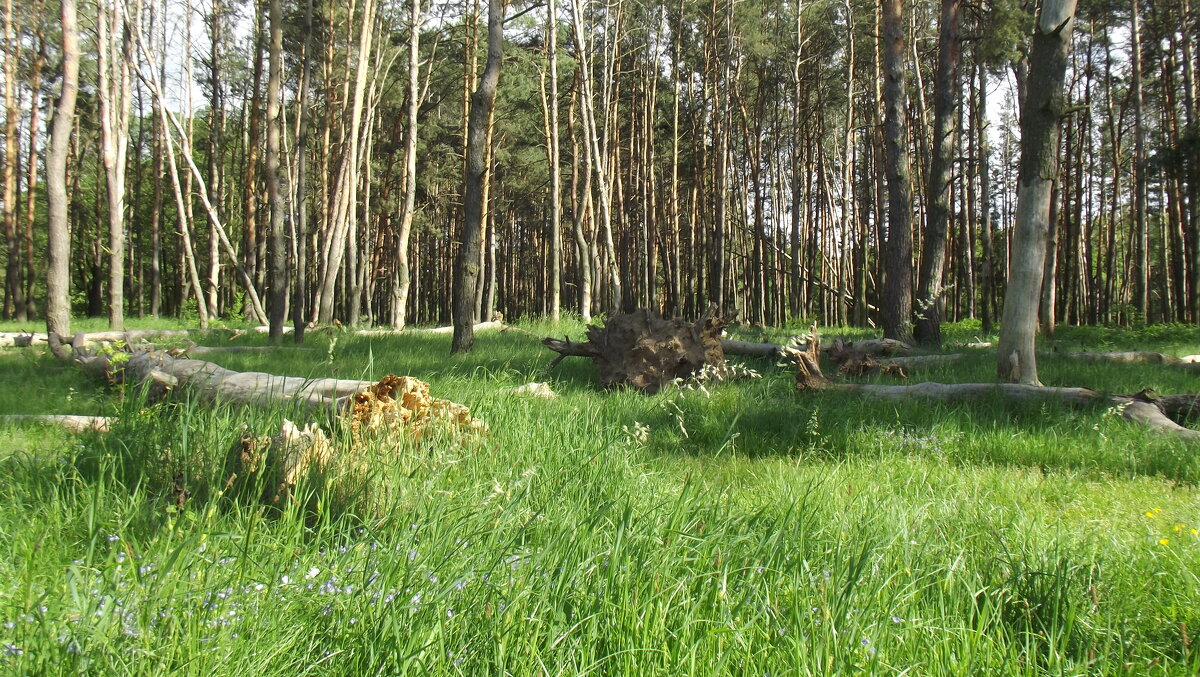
left=315, top=0, right=376, bottom=324
left=452, top=0, right=504, bottom=354
left=913, top=0, right=961, bottom=347
left=291, top=0, right=313, bottom=343
left=997, top=0, right=1078, bottom=385
left=2, top=0, right=23, bottom=320
left=266, top=0, right=286, bottom=342
left=244, top=0, right=265, bottom=298
left=21, top=13, right=45, bottom=320
left=880, top=0, right=914, bottom=342
left=206, top=0, right=225, bottom=318
left=46, top=0, right=79, bottom=343
left=1130, top=0, right=1149, bottom=323
left=568, top=86, right=593, bottom=322
left=391, top=0, right=423, bottom=329
left=978, top=64, right=995, bottom=333
left=98, top=0, right=133, bottom=330
left=545, top=0, right=562, bottom=322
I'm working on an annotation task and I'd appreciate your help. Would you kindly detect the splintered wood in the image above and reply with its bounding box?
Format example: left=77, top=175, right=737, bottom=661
left=349, top=375, right=486, bottom=443
left=234, top=419, right=333, bottom=501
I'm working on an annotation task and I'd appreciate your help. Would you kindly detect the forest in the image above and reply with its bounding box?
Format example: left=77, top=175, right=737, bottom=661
left=3, top=1, right=1200, bottom=673
left=1, top=0, right=1196, bottom=342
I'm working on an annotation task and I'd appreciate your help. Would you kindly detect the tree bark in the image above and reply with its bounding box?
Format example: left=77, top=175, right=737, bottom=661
left=880, top=0, right=914, bottom=342
left=392, top=0, right=423, bottom=330
left=452, top=0, right=504, bottom=354
left=97, top=0, right=133, bottom=330
left=265, top=0, right=286, bottom=343
left=913, top=0, right=961, bottom=347
left=45, top=0, right=79, bottom=353
left=545, top=0, right=562, bottom=322
left=997, top=0, right=1078, bottom=385
left=2, top=0, right=23, bottom=320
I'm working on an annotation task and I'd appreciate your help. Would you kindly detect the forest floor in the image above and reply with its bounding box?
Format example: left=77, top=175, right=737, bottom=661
left=0, top=316, right=1198, bottom=675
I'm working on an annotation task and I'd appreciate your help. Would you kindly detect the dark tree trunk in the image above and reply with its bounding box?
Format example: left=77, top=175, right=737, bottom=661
left=913, top=0, right=960, bottom=347
left=452, top=0, right=505, bottom=354
left=266, top=0, right=286, bottom=342
left=880, top=0, right=914, bottom=342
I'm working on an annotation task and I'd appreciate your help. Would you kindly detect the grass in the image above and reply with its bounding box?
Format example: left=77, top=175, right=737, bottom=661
left=1, top=317, right=1199, bottom=674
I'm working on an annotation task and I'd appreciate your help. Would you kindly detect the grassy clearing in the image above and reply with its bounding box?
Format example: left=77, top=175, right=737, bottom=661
left=0, top=318, right=1198, bottom=675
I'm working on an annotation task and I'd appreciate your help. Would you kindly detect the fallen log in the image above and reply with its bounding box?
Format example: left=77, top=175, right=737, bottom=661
left=788, top=346, right=1198, bottom=442
left=720, top=339, right=803, bottom=361
left=1, top=329, right=198, bottom=348
left=354, top=321, right=506, bottom=337
left=543, top=309, right=725, bottom=394
left=0, top=415, right=114, bottom=433
left=1058, top=351, right=1200, bottom=370
left=720, top=335, right=913, bottom=362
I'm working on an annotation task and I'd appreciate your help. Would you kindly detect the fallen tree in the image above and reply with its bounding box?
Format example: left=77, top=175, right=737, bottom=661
left=10, top=337, right=488, bottom=501
left=790, top=348, right=1199, bottom=442
left=0, top=415, right=114, bottom=433
left=0, top=329, right=197, bottom=348
left=543, top=309, right=726, bottom=394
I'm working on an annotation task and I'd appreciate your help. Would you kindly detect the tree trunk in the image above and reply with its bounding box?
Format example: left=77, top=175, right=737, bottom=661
left=244, top=0, right=265, bottom=298
left=997, top=0, right=1078, bottom=385
left=546, top=0, right=562, bottom=322
left=46, top=0, right=79, bottom=353
left=880, top=0, right=914, bottom=342
left=452, top=0, right=504, bottom=354
left=2, top=0, right=22, bottom=320
left=1130, top=0, right=1149, bottom=323
left=913, top=0, right=960, bottom=347
left=265, top=0, right=286, bottom=343
left=392, top=0, right=423, bottom=330
left=291, top=0, right=313, bottom=344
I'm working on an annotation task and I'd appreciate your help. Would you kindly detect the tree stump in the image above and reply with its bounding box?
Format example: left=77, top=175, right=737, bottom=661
left=543, top=309, right=727, bottom=394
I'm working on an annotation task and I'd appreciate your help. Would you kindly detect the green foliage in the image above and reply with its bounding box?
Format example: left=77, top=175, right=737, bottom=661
left=0, top=320, right=1198, bottom=674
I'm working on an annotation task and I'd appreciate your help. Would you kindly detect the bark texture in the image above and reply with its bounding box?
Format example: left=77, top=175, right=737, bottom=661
left=996, top=0, right=1078, bottom=384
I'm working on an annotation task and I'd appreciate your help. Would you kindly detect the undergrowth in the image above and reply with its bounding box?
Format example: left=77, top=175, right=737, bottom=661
left=0, top=318, right=1198, bottom=675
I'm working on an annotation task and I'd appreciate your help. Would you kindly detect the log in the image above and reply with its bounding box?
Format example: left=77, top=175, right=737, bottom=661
left=543, top=309, right=726, bottom=394
left=0, top=415, right=114, bottom=433
left=72, top=349, right=486, bottom=437
left=808, top=378, right=1197, bottom=442
left=354, top=321, right=505, bottom=337
left=720, top=339, right=804, bottom=361
left=1057, top=351, right=1200, bottom=371
left=848, top=382, right=1102, bottom=406
left=1, top=329, right=197, bottom=348
left=720, top=335, right=913, bottom=362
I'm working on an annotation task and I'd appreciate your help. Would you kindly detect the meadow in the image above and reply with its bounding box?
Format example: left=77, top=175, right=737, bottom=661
left=0, top=317, right=1198, bottom=675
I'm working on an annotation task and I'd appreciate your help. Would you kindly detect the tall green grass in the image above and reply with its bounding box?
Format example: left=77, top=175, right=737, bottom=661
left=0, top=319, right=1198, bottom=674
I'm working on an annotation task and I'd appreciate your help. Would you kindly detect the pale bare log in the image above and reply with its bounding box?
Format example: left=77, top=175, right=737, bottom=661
left=1, top=415, right=114, bottom=433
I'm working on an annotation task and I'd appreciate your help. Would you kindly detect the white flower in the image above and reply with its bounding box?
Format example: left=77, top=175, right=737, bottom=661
left=306, top=567, right=320, bottom=579
left=281, top=575, right=291, bottom=585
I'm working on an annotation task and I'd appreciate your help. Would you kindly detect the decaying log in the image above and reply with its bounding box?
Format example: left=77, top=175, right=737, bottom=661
left=848, top=382, right=1102, bottom=406
left=720, top=339, right=804, bottom=361
left=355, top=321, right=506, bottom=337
left=720, top=335, right=914, bottom=363
left=1, top=329, right=197, bottom=348
left=543, top=309, right=726, bottom=394
left=1057, top=351, right=1200, bottom=370
left=1, top=415, right=114, bottom=433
